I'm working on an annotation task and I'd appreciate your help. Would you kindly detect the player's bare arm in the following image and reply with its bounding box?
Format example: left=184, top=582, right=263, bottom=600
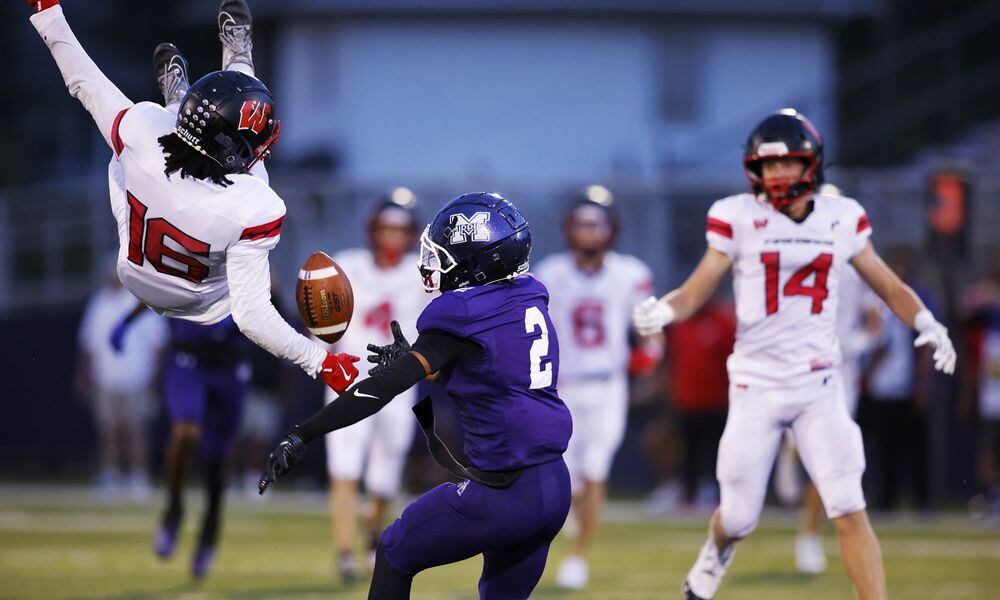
left=26, top=1, right=133, bottom=149
left=633, top=247, right=731, bottom=335
left=851, top=241, right=956, bottom=374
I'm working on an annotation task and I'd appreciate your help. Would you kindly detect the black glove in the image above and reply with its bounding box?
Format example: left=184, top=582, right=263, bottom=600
left=366, top=320, right=411, bottom=376
left=258, top=428, right=306, bottom=495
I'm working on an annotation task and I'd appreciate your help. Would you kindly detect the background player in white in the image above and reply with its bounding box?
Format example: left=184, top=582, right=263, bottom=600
left=633, top=109, right=956, bottom=600
left=535, top=186, right=660, bottom=590
left=76, top=259, right=168, bottom=499
left=773, top=183, right=884, bottom=574
left=25, top=0, right=359, bottom=399
left=323, top=190, right=428, bottom=583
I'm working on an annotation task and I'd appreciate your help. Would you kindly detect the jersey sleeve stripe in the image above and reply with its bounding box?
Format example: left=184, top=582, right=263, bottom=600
left=240, top=216, right=284, bottom=241
left=111, top=107, right=130, bottom=156
left=706, top=217, right=733, bottom=238
left=856, top=214, right=871, bottom=233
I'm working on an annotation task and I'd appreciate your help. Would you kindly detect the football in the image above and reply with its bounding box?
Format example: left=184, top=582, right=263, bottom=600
left=296, top=251, right=354, bottom=343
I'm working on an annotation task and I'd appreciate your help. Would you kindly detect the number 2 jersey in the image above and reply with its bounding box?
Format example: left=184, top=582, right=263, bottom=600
left=416, top=275, right=573, bottom=472
left=706, top=192, right=872, bottom=387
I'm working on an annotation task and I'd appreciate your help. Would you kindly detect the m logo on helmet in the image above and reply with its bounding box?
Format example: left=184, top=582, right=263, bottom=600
left=239, top=99, right=271, bottom=134
left=449, top=212, right=491, bottom=244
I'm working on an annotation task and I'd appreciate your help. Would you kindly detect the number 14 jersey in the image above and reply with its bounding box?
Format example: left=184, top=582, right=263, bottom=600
left=706, top=192, right=872, bottom=387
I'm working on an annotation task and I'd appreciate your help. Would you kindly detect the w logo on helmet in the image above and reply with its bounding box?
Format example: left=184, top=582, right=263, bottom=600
left=238, top=99, right=271, bottom=134
left=449, top=212, right=491, bottom=244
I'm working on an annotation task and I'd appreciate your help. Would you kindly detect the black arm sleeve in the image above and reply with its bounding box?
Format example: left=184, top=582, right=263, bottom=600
left=295, top=330, right=480, bottom=442
left=409, top=329, right=483, bottom=372
left=297, top=352, right=427, bottom=441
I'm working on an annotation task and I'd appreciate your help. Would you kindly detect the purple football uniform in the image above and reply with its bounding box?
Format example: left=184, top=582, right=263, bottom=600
left=165, top=317, right=249, bottom=460
left=416, top=274, right=572, bottom=470
left=380, top=275, right=573, bottom=598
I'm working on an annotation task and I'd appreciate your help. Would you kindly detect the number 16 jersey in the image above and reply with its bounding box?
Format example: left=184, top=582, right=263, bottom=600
left=706, top=192, right=872, bottom=387
left=108, top=101, right=285, bottom=325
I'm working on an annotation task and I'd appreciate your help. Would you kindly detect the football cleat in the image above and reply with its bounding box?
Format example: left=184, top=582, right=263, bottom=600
left=218, top=0, right=253, bottom=71
left=795, top=533, right=827, bottom=574
left=337, top=550, right=360, bottom=585
left=153, top=43, right=190, bottom=107
left=555, top=555, right=589, bottom=590
left=191, top=544, right=216, bottom=580
left=154, top=519, right=180, bottom=559
left=683, top=538, right=734, bottom=599
left=683, top=580, right=708, bottom=600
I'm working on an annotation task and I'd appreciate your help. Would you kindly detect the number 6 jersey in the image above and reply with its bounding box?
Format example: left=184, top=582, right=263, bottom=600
left=706, top=192, right=872, bottom=387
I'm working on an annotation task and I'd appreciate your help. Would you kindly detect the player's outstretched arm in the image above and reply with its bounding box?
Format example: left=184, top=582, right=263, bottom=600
left=258, top=330, right=474, bottom=494
left=633, top=247, right=731, bottom=335
left=258, top=351, right=428, bottom=494
left=851, top=241, right=956, bottom=374
left=226, top=243, right=360, bottom=385
left=26, top=2, right=134, bottom=151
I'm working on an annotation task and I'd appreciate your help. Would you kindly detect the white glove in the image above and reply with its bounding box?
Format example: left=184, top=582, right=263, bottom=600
left=633, top=296, right=675, bottom=336
left=913, top=309, right=956, bottom=375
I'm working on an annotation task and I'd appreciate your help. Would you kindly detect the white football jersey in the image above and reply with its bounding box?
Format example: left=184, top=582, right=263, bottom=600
left=108, top=102, right=284, bottom=325
left=535, top=251, right=653, bottom=382
left=331, top=249, right=429, bottom=375
left=707, top=193, right=872, bottom=387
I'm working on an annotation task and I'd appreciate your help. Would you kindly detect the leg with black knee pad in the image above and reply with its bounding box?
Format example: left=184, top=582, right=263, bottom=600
left=368, top=544, right=413, bottom=600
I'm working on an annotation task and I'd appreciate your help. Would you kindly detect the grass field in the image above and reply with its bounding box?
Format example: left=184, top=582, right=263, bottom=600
left=1, top=485, right=997, bottom=599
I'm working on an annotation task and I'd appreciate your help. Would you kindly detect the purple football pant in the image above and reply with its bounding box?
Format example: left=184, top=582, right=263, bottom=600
left=380, top=458, right=571, bottom=599
left=165, top=361, right=246, bottom=461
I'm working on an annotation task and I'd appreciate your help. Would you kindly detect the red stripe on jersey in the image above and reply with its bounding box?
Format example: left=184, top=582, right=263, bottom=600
left=240, top=216, right=284, bottom=241
left=706, top=217, right=733, bottom=238
left=856, top=214, right=871, bottom=233
left=111, top=108, right=130, bottom=156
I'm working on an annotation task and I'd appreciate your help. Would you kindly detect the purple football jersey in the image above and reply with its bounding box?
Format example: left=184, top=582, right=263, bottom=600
left=417, top=275, right=572, bottom=471
left=169, top=316, right=246, bottom=348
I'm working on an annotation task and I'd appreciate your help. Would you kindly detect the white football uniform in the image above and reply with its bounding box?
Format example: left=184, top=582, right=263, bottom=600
left=706, top=192, right=872, bottom=535
left=535, top=251, right=653, bottom=485
left=323, top=249, right=427, bottom=497
left=33, top=6, right=326, bottom=377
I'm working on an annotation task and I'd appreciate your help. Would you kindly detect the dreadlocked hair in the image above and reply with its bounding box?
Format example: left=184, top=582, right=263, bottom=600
left=158, top=132, right=234, bottom=187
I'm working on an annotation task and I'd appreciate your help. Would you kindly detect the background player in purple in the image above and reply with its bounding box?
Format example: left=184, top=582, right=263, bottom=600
left=259, top=193, right=573, bottom=599
left=155, top=316, right=250, bottom=579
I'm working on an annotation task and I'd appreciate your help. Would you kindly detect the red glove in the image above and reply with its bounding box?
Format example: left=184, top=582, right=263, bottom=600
left=26, top=0, right=60, bottom=12
left=320, top=352, right=360, bottom=395
left=628, top=345, right=660, bottom=377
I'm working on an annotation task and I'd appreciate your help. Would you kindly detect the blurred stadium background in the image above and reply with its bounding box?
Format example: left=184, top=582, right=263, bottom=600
left=2, top=0, right=999, bottom=598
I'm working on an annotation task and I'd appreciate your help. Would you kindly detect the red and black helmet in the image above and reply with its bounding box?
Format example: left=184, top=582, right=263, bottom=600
left=174, top=70, right=280, bottom=174
left=743, top=109, right=824, bottom=209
